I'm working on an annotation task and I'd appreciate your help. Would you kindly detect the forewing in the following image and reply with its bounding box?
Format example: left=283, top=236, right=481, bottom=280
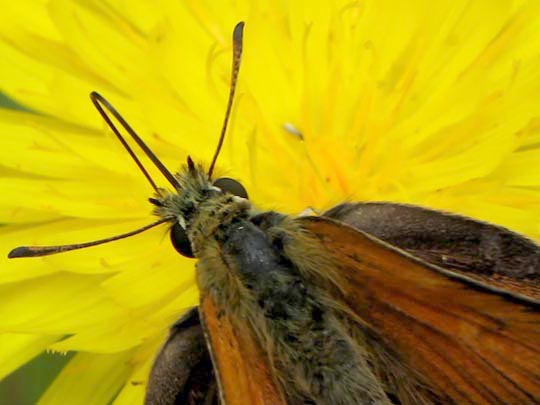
left=300, top=216, right=540, bottom=404
left=199, top=295, right=285, bottom=405
left=323, top=202, right=540, bottom=298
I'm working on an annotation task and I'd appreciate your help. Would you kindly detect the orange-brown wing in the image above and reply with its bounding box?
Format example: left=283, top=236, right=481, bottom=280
left=199, top=295, right=285, bottom=405
left=300, top=216, right=540, bottom=404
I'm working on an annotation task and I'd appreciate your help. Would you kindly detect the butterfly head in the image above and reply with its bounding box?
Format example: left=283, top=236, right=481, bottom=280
left=150, top=157, right=250, bottom=258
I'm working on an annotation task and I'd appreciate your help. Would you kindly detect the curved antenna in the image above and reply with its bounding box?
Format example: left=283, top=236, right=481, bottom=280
left=90, top=92, right=181, bottom=189
left=90, top=93, right=158, bottom=191
left=8, top=217, right=173, bottom=258
left=207, top=21, right=245, bottom=178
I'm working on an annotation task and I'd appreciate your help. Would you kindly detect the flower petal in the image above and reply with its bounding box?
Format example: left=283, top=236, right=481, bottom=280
left=0, top=273, right=126, bottom=335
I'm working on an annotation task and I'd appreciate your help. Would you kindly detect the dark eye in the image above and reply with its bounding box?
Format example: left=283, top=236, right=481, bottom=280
left=170, top=223, right=194, bottom=258
left=213, top=177, right=248, bottom=199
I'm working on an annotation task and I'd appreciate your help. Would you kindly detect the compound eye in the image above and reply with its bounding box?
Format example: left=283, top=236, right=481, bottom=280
left=213, top=177, right=248, bottom=199
left=170, top=222, right=194, bottom=258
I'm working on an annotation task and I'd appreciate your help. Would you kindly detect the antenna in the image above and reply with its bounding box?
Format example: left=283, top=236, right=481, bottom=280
left=8, top=217, right=172, bottom=258
left=207, top=21, right=245, bottom=178
left=90, top=92, right=181, bottom=189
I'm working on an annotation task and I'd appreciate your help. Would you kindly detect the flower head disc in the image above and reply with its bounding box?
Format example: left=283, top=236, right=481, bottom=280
left=1, top=0, right=540, bottom=403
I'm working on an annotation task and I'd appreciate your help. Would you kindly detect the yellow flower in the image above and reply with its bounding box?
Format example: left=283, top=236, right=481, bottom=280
left=1, top=0, right=540, bottom=403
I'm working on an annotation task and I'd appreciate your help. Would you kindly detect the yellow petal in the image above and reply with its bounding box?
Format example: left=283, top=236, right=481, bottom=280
left=0, top=273, right=127, bottom=335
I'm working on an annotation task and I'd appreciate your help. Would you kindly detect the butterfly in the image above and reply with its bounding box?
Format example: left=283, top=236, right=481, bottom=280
left=9, top=22, right=540, bottom=405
